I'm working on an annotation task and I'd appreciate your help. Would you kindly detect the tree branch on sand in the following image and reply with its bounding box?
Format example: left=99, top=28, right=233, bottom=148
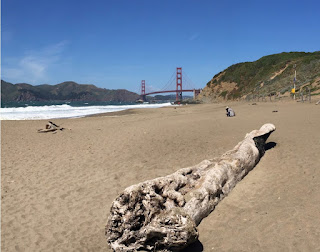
left=106, top=123, right=276, bottom=252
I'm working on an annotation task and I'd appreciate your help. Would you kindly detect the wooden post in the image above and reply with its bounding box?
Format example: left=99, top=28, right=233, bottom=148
left=308, top=86, right=311, bottom=103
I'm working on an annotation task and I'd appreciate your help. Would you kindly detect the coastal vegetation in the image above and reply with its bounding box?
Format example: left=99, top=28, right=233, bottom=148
left=200, top=51, right=320, bottom=101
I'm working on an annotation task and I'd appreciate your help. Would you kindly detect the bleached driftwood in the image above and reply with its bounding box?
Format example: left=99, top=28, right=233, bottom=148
left=106, top=123, right=276, bottom=252
left=37, top=121, right=66, bottom=133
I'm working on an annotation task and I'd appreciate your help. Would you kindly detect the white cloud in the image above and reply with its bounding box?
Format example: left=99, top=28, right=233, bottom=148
left=19, top=56, right=46, bottom=80
left=2, top=41, right=68, bottom=84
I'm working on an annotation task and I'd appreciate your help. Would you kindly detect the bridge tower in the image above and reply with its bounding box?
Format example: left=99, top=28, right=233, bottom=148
left=141, top=80, right=146, bottom=101
left=176, top=67, right=182, bottom=101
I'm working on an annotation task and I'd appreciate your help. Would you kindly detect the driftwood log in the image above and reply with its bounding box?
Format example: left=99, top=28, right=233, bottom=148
left=37, top=121, right=66, bottom=133
left=106, top=123, right=276, bottom=252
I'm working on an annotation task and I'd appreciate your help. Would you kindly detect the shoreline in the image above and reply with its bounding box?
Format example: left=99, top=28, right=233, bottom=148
left=1, top=101, right=320, bottom=251
left=0, top=102, right=173, bottom=121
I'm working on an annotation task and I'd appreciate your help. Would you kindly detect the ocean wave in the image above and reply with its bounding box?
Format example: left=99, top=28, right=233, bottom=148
left=0, top=103, right=172, bottom=120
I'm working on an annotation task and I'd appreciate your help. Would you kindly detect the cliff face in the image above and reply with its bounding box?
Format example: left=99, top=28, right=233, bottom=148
left=1, top=81, right=140, bottom=102
left=198, top=51, right=320, bottom=102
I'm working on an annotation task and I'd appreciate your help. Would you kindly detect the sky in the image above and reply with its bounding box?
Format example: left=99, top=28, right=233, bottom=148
left=2, top=0, right=320, bottom=93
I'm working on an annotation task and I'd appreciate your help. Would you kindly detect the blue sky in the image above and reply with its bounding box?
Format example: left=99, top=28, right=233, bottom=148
left=2, top=0, right=320, bottom=93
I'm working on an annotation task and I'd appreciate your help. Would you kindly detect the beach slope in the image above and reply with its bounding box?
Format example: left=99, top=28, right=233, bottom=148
left=1, top=102, right=320, bottom=251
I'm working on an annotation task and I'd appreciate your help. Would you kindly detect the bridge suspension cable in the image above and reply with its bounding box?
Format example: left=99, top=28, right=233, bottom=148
left=182, top=70, right=197, bottom=90
left=159, top=71, right=176, bottom=92
left=140, top=67, right=201, bottom=101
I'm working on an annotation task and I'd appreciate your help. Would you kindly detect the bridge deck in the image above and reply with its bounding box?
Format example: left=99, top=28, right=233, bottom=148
left=143, top=89, right=198, bottom=96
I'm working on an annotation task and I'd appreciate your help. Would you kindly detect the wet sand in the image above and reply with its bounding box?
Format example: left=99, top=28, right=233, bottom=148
left=1, top=101, right=320, bottom=251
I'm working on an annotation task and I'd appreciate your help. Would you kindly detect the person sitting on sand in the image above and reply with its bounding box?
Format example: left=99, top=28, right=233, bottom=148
left=226, top=106, right=235, bottom=117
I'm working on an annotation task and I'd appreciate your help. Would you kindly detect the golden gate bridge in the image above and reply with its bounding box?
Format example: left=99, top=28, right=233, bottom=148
left=140, top=67, right=201, bottom=102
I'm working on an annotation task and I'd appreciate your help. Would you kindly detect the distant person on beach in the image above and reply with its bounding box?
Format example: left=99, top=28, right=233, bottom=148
left=226, top=106, right=235, bottom=117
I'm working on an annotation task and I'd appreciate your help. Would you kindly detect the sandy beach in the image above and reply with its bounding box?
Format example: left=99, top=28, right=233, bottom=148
left=1, top=101, right=320, bottom=251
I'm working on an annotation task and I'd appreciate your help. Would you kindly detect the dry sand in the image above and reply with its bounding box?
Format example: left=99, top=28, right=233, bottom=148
left=1, top=101, right=320, bottom=251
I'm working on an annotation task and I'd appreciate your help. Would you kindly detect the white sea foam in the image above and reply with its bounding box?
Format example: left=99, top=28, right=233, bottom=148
left=0, top=103, right=172, bottom=120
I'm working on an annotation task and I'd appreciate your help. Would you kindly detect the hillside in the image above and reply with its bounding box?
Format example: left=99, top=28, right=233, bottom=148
left=1, top=80, right=140, bottom=103
left=199, top=51, right=320, bottom=101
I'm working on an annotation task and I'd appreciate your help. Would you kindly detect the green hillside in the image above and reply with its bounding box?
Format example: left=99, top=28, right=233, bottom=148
left=199, top=51, right=320, bottom=101
left=1, top=80, right=140, bottom=103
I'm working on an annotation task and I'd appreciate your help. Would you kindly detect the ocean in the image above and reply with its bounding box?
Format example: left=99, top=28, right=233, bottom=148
left=0, top=101, right=172, bottom=120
